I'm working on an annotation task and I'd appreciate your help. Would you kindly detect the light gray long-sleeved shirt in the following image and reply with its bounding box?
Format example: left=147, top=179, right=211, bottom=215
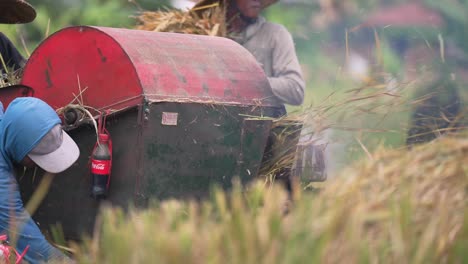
left=232, top=17, right=305, bottom=107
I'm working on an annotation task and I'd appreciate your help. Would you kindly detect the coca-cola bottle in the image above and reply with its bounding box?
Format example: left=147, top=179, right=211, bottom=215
left=91, top=133, right=111, bottom=199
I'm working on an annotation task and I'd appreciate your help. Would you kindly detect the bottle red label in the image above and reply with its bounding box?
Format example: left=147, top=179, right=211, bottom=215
left=91, top=159, right=111, bottom=175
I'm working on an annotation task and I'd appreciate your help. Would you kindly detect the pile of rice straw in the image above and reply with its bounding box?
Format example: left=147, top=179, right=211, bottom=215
left=134, top=4, right=227, bottom=37
left=307, top=134, right=468, bottom=262
left=73, top=135, right=468, bottom=263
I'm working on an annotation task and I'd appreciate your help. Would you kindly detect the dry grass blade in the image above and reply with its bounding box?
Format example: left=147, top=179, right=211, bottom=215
left=438, top=34, right=445, bottom=63
left=0, top=52, right=9, bottom=73
left=25, top=172, right=55, bottom=215
left=19, top=33, right=31, bottom=58
left=355, top=136, right=374, bottom=161
left=374, top=28, right=382, bottom=65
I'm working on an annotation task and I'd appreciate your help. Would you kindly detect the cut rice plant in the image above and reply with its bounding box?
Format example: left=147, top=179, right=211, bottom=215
left=70, top=134, right=468, bottom=264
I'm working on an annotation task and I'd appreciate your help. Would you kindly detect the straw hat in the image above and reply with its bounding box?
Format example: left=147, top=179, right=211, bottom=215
left=0, top=0, right=37, bottom=24
left=193, top=0, right=278, bottom=10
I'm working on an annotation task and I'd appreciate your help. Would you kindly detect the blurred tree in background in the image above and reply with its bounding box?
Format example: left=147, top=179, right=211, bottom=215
left=0, top=0, right=466, bottom=169
left=4, top=0, right=465, bottom=76
left=264, top=0, right=467, bottom=170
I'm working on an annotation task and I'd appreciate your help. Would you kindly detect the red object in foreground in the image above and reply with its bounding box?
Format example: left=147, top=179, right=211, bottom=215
left=0, top=235, right=29, bottom=264
left=21, top=26, right=275, bottom=114
left=16, top=26, right=278, bottom=240
left=90, top=133, right=112, bottom=199
left=90, top=113, right=113, bottom=199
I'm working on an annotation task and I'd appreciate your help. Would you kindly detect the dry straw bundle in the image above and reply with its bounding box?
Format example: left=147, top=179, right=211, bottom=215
left=72, top=135, right=468, bottom=264
left=134, top=3, right=227, bottom=37
left=308, top=134, right=468, bottom=263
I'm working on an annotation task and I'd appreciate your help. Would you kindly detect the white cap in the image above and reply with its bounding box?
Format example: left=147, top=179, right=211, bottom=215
left=28, top=124, right=80, bottom=173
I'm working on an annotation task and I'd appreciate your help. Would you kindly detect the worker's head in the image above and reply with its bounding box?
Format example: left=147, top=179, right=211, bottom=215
left=26, top=123, right=80, bottom=173
left=234, top=0, right=263, bottom=19
left=0, top=0, right=36, bottom=24
left=1, top=97, right=79, bottom=173
left=193, top=0, right=277, bottom=19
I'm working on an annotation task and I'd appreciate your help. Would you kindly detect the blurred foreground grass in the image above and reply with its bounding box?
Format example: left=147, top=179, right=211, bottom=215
left=69, top=134, right=467, bottom=264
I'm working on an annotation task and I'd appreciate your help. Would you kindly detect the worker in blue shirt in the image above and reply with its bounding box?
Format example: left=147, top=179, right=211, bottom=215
left=0, top=97, right=80, bottom=263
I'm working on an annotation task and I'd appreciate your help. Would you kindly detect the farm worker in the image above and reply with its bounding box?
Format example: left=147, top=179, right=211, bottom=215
left=228, top=0, right=305, bottom=116
left=231, top=0, right=305, bottom=113
left=0, top=97, right=79, bottom=263
left=0, top=0, right=36, bottom=72
left=194, top=0, right=305, bottom=115
left=193, top=0, right=305, bottom=193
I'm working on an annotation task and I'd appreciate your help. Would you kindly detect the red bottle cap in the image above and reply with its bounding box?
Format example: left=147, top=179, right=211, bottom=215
left=99, top=133, right=109, bottom=142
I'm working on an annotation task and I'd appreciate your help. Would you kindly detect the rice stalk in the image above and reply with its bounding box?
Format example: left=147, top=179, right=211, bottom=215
left=71, top=135, right=468, bottom=263
left=24, top=172, right=55, bottom=216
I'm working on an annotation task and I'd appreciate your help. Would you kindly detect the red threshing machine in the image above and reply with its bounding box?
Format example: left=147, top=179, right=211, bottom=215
left=0, top=26, right=295, bottom=239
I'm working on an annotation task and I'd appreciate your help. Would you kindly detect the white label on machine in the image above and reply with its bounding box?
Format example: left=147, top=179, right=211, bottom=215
left=162, top=112, right=178, bottom=126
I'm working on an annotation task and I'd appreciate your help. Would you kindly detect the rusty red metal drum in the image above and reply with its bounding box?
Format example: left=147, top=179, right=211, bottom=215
left=16, top=26, right=278, bottom=239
